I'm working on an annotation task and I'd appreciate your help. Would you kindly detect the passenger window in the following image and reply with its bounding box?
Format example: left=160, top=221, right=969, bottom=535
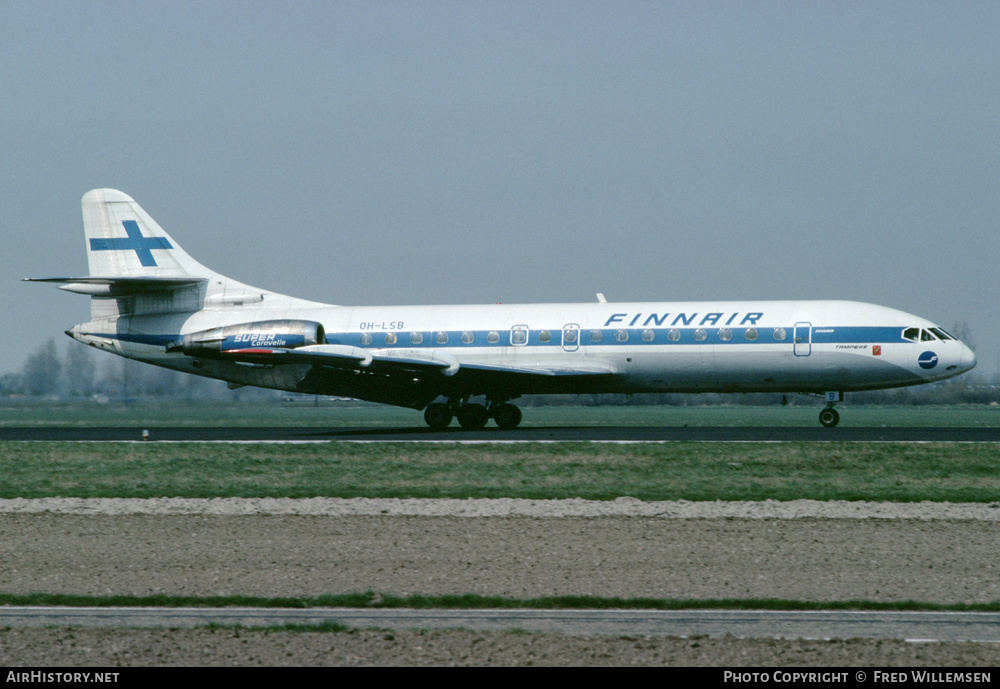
left=590, top=329, right=604, bottom=342
left=539, top=330, right=551, bottom=343
left=564, top=329, right=578, bottom=343
left=719, top=328, right=732, bottom=341
left=436, top=331, right=449, bottom=344
left=411, top=332, right=424, bottom=344
left=694, top=328, right=707, bottom=341
left=773, top=328, right=786, bottom=341
left=360, top=332, right=373, bottom=346
left=642, top=329, right=654, bottom=342
left=667, top=329, right=681, bottom=341
left=487, top=331, right=500, bottom=344
left=745, top=328, right=758, bottom=341
left=461, top=331, right=474, bottom=344
left=511, top=328, right=527, bottom=345
left=616, top=329, right=629, bottom=342
left=385, top=332, right=397, bottom=345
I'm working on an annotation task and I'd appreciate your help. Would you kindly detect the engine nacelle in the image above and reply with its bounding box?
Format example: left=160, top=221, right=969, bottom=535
left=177, top=320, right=326, bottom=358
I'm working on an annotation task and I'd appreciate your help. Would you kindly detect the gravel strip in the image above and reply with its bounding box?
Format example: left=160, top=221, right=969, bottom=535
left=4, top=498, right=999, bottom=666
left=3, top=497, right=1000, bottom=519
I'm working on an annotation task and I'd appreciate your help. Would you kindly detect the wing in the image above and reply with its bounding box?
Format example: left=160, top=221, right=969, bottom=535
left=220, top=345, right=459, bottom=374
left=220, top=344, right=616, bottom=378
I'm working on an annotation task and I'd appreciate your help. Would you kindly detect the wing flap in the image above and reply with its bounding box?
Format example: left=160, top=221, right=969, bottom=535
left=460, top=360, right=619, bottom=377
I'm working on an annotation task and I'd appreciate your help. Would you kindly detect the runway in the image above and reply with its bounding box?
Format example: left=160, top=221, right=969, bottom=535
left=3, top=607, right=999, bottom=642
left=2, top=425, right=999, bottom=442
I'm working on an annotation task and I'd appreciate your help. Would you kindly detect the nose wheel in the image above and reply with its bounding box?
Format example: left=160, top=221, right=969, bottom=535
left=819, top=405, right=840, bottom=428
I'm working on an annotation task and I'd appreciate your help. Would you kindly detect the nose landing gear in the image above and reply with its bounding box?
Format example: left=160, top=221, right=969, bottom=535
left=818, top=405, right=840, bottom=428
left=818, top=391, right=843, bottom=428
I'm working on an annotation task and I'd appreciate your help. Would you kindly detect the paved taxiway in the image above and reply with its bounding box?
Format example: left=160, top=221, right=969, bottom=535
left=2, top=426, right=999, bottom=441
left=3, top=607, right=999, bottom=642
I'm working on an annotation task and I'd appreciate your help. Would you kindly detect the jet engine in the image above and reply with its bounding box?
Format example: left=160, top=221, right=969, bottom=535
left=175, top=320, right=326, bottom=358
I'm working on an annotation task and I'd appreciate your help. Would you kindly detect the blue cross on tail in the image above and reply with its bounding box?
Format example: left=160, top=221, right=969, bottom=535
left=89, top=220, right=173, bottom=267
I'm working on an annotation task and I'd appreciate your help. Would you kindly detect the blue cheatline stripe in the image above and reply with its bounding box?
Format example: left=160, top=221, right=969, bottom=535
left=89, top=220, right=173, bottom=267
left=100, top=326, right=912, bottom=351
left=332, top=326, right=907, bottom=348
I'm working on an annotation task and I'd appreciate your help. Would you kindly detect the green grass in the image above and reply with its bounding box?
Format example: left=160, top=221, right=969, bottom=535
left=1, top=440, right=998, bottom=502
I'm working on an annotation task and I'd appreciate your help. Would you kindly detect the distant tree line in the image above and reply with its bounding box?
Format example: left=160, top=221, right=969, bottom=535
left=2, top=340, right=279, bottom=402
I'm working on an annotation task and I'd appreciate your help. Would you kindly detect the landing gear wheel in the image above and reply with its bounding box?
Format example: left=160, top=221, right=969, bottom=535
left=492, top=403, right=523, bottom=430
left=456, top=403, right=489, bottom=430
left=819, top=407, right=840, bottom=428
left=423, top=403, right=453, bottom=430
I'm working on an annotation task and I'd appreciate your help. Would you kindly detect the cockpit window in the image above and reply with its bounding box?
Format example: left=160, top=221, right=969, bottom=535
left=902, top=327, right=920, bottom=342
left=930, top=328, right=953, bottom=341
left=921, top=329, right=936, bottom=342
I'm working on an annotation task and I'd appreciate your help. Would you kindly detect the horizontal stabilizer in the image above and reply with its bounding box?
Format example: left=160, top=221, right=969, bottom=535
left=24, top=276, right=207, bottom=296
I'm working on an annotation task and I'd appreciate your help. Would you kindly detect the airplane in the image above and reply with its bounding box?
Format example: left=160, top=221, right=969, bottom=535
left=27, top=188, right=977, bottom=429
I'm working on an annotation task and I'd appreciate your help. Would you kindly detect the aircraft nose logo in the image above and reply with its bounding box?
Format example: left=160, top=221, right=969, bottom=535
left=918, top=351, right=938, bottom=370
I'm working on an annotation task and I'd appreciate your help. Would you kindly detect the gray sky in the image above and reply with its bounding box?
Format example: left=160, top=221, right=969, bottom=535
left=4, top=1, right=999, bottom=378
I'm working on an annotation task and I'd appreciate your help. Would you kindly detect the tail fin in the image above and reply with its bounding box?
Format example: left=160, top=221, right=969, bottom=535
left=28, top=189, right=313, bottom=319
left=82, top=188, right=211, bottom=278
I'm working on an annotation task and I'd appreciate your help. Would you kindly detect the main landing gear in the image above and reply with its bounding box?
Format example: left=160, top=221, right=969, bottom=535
left=423, top=398, right=523, bottom=430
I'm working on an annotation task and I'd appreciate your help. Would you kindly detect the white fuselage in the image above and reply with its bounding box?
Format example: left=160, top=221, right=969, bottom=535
left=72, top=296, right=976, bottom=406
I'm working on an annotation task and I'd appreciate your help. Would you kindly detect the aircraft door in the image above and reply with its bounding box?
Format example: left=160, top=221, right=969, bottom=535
left=794, top=322, right=812, bottom=357
left=562, top=324, right=580, bottom=352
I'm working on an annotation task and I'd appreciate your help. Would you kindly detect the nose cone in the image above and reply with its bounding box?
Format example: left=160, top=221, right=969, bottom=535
left=961, top=343, right=977, bottom=373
